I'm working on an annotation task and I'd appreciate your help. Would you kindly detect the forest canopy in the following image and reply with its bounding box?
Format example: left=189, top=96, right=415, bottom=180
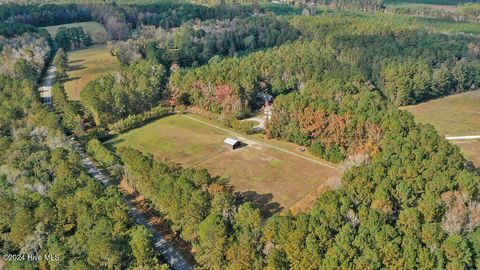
left=1, top=1, right=480, bottom=269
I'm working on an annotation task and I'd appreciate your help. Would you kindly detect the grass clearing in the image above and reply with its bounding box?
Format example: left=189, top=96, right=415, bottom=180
left=41, top=21, right=108, bottom=44
left=451, top=140, right=480, bottom=168
left=64, top=45, right=120, bottom=100
left=403, top=90, right=480, bottom=166
left=403, top=90, right=480, bottom=136
left=106, top=114, right=338, bottom=216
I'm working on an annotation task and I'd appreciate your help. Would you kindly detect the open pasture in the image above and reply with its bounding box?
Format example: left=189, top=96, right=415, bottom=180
left=106, top=114, right=338, bottom=216
left=403, top=90, right=480, bottom=166
left=64, top=44, right=120, bottom=100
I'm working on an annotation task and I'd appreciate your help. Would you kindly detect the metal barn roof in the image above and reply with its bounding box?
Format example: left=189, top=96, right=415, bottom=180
left=224, top=138, right=241, bottom=145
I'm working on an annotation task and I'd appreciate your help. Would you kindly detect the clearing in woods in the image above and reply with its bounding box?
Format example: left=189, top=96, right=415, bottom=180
left=41, top=21, right=108, bottom=44
left=106, top=114, right=338, bottom=216
left=403, top=90, right=480, bottom=166
left=64, top=45, right=120, bottom=100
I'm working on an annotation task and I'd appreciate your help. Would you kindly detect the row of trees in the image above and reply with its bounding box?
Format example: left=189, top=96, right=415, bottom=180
left=107, top=105, right=172, bottom=134
left=118, top=147, right=266, bottom=269
left=52, top=48, right=69, bottom=79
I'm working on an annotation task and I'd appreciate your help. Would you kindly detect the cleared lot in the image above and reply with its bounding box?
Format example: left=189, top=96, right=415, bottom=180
left=403, top=90, right=480, bottom=166
left=64, top=45, right=120, bottom=100
left=106, top=114, right=338, bottom=216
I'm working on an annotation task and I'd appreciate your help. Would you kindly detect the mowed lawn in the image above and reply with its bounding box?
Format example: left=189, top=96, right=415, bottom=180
left=106, top=114, right=338, bottom=215
left=41, top=21, right=108, bottom=44
left=403, top=90, right=480, bottom=166
left=64, top=45, right=120, bottom=100
left=403, top=90, right=480, bottom=136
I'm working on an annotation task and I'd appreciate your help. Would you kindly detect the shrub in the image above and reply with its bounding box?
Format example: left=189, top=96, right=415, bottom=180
left=227, top=119, right=257, bottom=135
left=86, top=139, right=117, bottom=167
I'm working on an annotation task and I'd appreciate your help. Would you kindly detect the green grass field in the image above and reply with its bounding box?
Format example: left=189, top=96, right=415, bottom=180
left=403, top=90, right=480, bottom=166
left=64, top=44, right=120, bottom=100
left=41, top=21, right=108, bottom=44
left=106, top=114, right=338, bottom=215
left=403, top=90, right=480, bottom=136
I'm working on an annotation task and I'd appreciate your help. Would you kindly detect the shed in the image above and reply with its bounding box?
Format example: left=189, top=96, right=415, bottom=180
left=224, top=138, right=242, bottom=150
left=257, top=92, right=273, bottom=104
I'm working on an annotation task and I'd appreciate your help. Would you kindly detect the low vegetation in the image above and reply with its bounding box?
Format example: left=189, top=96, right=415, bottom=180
left=64, top=44, right=120, bottom=100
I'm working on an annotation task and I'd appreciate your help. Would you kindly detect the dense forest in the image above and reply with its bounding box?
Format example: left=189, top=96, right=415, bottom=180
left=0, top=12, right=170, bottom=270
left=2, top=1, right=480, bottom=269
left=0, top=76, right=170, bottom=269
left=98, top=6, right=480, bottom=270
left=80, top=60, right=166, bottom=127
left=116, top=15, right=301, bottom=67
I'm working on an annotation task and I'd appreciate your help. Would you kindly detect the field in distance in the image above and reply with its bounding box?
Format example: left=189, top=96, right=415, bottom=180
left=106, top=114, right=338, bottom=216
left=403, top=90, right=480, bottom=166
left=41, top=21, right=108, bottom=44
left=64, top=44, right=120, bottom=100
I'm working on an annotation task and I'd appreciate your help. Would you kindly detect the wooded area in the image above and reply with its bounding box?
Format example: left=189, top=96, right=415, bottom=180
left=1, top=0, right=480, bottom=269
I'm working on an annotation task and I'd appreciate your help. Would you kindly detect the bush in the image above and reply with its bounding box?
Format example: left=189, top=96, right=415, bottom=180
left=86, top=139, right=117, bottom=167
left=108, top=105, right=172, bottom=134
left=227, top=119, right=257, bottom=135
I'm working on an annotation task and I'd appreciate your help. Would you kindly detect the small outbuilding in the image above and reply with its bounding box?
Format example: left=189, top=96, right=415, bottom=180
left=224, top=138, right=242, bottom=150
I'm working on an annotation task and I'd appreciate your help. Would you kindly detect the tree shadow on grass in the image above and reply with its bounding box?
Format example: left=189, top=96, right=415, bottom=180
left=69, top=64, right=86, bottom=71
left=466, top=161, right=480, bottom=176
left=69, top=59, right=85, bottom=64
left=61, top=76, right=81, bottom=83
left=236, top=190, right=283, bottom=218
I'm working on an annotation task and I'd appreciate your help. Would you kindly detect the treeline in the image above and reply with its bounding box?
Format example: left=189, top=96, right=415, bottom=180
left=169, top=41, right=360, bottom=117
left=291, top=15, right=480, bottom=105
left=107, top=105, right=172, bottom=134
left=0, top=3, right=91, bottom=27
left=51, top=83, right=84, bottom=135
left=118, top=147, right=265, bottom=269
left=385, top=2, right=480, bottom=22
left=80, top=60, right=166, bottom=127
left=150, top=15, right=300, bottom=67
left=0, top=22, right=37, bottom=38
left=86, top=138, right=118, bottom=167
